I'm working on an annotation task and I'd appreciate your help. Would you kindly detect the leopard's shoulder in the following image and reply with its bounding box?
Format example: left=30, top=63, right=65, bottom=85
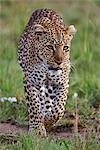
left=26, top=9, right=65, bottom=29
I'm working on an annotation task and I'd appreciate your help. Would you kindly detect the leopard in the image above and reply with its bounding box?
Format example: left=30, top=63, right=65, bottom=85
left=18, top=9, right=76, bottom=136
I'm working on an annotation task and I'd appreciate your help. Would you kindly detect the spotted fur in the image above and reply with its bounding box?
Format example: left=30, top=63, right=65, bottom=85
left=18, top=9, right=76, bottom=136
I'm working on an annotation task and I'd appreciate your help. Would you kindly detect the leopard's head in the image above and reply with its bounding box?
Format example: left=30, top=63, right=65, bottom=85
left=34, top=22, right=76, bottom=69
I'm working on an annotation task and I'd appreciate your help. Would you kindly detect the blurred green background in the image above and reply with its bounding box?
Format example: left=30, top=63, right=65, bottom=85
left=0, top=1, right=100, bottom=149
left=0, top=0, right=100, bottom=109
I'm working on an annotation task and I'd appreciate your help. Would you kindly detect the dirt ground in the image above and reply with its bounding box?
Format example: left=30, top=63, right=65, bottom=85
left=0, top=115, right=87, bottom=144
left=0, top=112, right=99, bottom=144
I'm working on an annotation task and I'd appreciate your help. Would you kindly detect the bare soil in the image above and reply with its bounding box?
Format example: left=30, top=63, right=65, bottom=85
left=0, top=122, right=85, bottom=144
left=0, top=112, right=99, bottom=144
left=0, top=114, right=87, bottom=144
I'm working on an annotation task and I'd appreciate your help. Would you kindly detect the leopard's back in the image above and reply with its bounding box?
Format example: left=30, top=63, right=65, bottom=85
left=26, top=9, right=65, bottom=29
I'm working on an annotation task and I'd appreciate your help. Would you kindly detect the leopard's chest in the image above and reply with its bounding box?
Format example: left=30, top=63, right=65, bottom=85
left=26, top=63, right=68, bottom=121
left=29, top=63, right=66, bottom=87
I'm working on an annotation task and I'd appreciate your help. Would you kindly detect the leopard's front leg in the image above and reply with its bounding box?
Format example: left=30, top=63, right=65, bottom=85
left=24, top=82, right=47, bottom=137
left=28, top=105, right=47, bottom=136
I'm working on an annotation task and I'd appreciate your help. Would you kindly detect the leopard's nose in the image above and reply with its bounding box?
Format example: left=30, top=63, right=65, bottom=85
left=54, top=49, right=64, bottom=65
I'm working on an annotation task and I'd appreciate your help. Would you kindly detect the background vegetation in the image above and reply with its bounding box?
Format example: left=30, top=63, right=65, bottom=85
left=0, top=0, right=100, bottom=149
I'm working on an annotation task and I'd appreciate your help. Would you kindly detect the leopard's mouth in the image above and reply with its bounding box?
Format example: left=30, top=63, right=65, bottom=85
left=47, top=60, right=63, bottom=71
left=48, top=66, right=62, bottom=71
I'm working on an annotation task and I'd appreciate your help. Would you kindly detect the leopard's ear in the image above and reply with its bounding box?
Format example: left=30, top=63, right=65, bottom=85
left=34, top=24, right=47, bottom=36
left=66, top=25, right=77, bottom=36
left=34, top=24, right=44, bottom=32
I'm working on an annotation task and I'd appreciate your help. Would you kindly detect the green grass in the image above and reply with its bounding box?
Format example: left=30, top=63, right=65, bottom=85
left=0, top=133, right=99, bottom=150
left=0, top=0, right=100, bottom=149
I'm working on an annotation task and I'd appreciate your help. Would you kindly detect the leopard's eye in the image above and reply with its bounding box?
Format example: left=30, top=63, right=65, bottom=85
left=63, top=45, right=69, bottom=52
left=47, top=45, right=54, bottom=51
